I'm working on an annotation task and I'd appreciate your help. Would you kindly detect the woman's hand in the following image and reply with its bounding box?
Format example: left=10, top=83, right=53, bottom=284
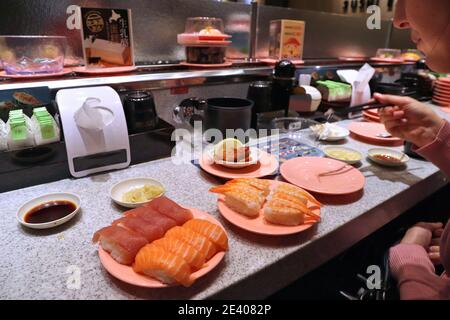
left=428, top=227, right=445, bottom=265
left=374, top=93, right=445, bottom=148
left=400, top=222, right=444, bottom=248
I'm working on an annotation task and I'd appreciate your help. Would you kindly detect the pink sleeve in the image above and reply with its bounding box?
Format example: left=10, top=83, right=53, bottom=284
left=389, top=244, right=435, bottom=278
left=389, top=244, right=448, bottom=300
left=413, top=121, right=450, bottom=178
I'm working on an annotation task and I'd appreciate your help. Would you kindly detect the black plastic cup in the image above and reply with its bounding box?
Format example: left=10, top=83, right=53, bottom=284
left=203, top=97, right=253, bottom=137
left=123, top=90, right=158, bottom=134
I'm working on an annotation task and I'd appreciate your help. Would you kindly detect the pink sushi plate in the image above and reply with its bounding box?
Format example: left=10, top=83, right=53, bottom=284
left=218, top=180, right=321, bottom=236
left=98, top=208, right=226, bottom=288
left=369, top=57, right=405, bottom=63
left=0, top=69, right=73, bottom=79
left=362, top=111, right=381, bottom=123
left=179, top=62, right=233, bottom=68
left=72, top=66, right=137, bottom=74
left=280, top=157, right=365, bottom=196
left=260, top=58, right=305, bottom=65
left=348, top=122, right=403, bottom=146
left=199, top=149, right=279, bottom=180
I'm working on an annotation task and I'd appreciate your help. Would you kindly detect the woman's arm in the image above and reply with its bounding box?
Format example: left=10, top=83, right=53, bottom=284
left=414, top=121, right=450, bottom=178
left=389, top=244, right=447, bottom=299
left=375, top=93, right=450, bottom=178
left=389, top=223, right=450, bottom=299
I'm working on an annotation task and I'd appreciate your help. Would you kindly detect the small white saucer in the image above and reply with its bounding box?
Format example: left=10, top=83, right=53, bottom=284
left=310, top=124, right=350, bottom=141
left=210, top=147, right=261, bottom=169
left=17, top=193, right=81, bottom=229
left=368, top=148, right=409, bottom=167
left=110, top=178, right=165, bottom=208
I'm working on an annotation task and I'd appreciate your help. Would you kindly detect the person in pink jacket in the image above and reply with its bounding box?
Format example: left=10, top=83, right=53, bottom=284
left=375, top=0, right=450, bottom=300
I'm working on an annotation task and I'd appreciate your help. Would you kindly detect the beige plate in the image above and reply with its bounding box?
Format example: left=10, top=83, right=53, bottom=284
left=323, top=146, right=362, bottom=165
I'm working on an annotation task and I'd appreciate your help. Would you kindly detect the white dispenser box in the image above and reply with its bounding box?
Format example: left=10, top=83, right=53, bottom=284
left=56, top=86, right=130, bottom=178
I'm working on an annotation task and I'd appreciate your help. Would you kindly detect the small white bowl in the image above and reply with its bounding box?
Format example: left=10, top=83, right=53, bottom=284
left=17, top=193, right=81, bottom=229
left=311, top=124, right=350, bottom=141
left=211, top=147, right=261, bottom=169
left=368, top=148, right=409, bottom=167
left=323, top=146, right=362, bottom=164
left=110, top=178, right=165, bottom=208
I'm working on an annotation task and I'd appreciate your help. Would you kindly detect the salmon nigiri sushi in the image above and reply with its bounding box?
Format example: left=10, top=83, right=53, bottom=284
left=183, top=219, right=228, bottom=251
left=93, top=225, right=148, bottom=265
left=152, top=237, right=206, bottom=270
left=145, top=196, right=193, bottom=225
left=112, top=216, right=165, bottom=243
left=165, top=226, right=217, bottom=260
left=125, top=206, right=177, bottom=232
left=133, top=244, right=193, bottom=287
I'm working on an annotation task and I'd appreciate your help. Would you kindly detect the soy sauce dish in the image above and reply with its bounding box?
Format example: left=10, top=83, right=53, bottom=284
left=17, top=193, right=81, bottom=229
left=368, top=148, right=409, bottom=167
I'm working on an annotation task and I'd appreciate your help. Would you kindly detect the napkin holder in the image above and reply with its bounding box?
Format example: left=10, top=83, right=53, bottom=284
left=56, top=86, right=130, bottom=178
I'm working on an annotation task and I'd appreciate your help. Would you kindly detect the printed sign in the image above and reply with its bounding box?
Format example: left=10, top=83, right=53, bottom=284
left=79, top=7, right=134, bottom=68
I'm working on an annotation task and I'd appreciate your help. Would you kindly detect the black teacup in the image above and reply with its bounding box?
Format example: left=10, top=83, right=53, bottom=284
left=173, top=97, right=254, bottom=138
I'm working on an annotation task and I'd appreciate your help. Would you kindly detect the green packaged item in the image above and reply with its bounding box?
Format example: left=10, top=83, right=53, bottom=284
left=10, top=118, right=27, bottom=141
left=33, top=107, right=56, bottom=140
left=316, top=80, right=352, bottom=102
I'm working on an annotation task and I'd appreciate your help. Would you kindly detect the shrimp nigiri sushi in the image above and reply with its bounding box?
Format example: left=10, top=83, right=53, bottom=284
left=133, top=244, right=193, bottom=287
left=93, top=225, right=148, bottom=265
left=275, top=184, right=321, bottom=207
left=263, top=199, right=305, bottom=226
left=183, top=219, right=228, bottom=251
left=226, top=178, right=271, bottom=196
left=210, top=184, right=264, bottom=218
left=145, top=196, right=193, bottom=225
left=165, top=226, right=217, bottom=259
left=152, top=237, right=206, bottom=270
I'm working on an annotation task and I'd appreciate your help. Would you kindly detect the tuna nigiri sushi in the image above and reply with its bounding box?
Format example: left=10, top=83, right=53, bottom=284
left=125, top=206, right=177, bottom=232
left=165, top=226, right=217, bottom=259
left=183, top=219, right=228, bottom=251
left=93, top=225, right=148, bottom=265
left=112, top=216, right=165, bottom=243
left=152, top=237, right=206, bottom=270
left=133, top=244, right=193, bottom=287
left=145, top=196, right=193, bottom=225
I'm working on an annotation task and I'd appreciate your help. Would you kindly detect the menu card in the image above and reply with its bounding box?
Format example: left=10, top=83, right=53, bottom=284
left=79, top=7, right=135, bottom=68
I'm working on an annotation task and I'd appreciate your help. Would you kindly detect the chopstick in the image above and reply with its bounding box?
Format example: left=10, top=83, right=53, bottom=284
left=336, top=96, right=430, bottom=115
left=317, top=164, right=351, bottom=177
left=335, top=100, right=386, bottom=115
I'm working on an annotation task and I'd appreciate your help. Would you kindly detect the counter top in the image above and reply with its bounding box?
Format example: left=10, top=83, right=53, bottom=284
left=1, top=104, right=448, bottom=300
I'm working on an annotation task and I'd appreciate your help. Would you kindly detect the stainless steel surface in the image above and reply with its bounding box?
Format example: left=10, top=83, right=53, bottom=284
left=248, top=0, right=259, bottom=62
left=257, top=5, right=391, bottom=59
left=0, top=0, right=414, bottom=63
left=172, top=97, right=206, bottom=125
left=273, top=0, right=398, bottom=19
left=385, top=18, right=394, bottom=48
left=0, top=67, right=272, bottom=91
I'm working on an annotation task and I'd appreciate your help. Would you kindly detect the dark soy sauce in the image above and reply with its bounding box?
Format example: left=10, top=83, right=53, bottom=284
left=24, top=200, right=77, bottom=224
